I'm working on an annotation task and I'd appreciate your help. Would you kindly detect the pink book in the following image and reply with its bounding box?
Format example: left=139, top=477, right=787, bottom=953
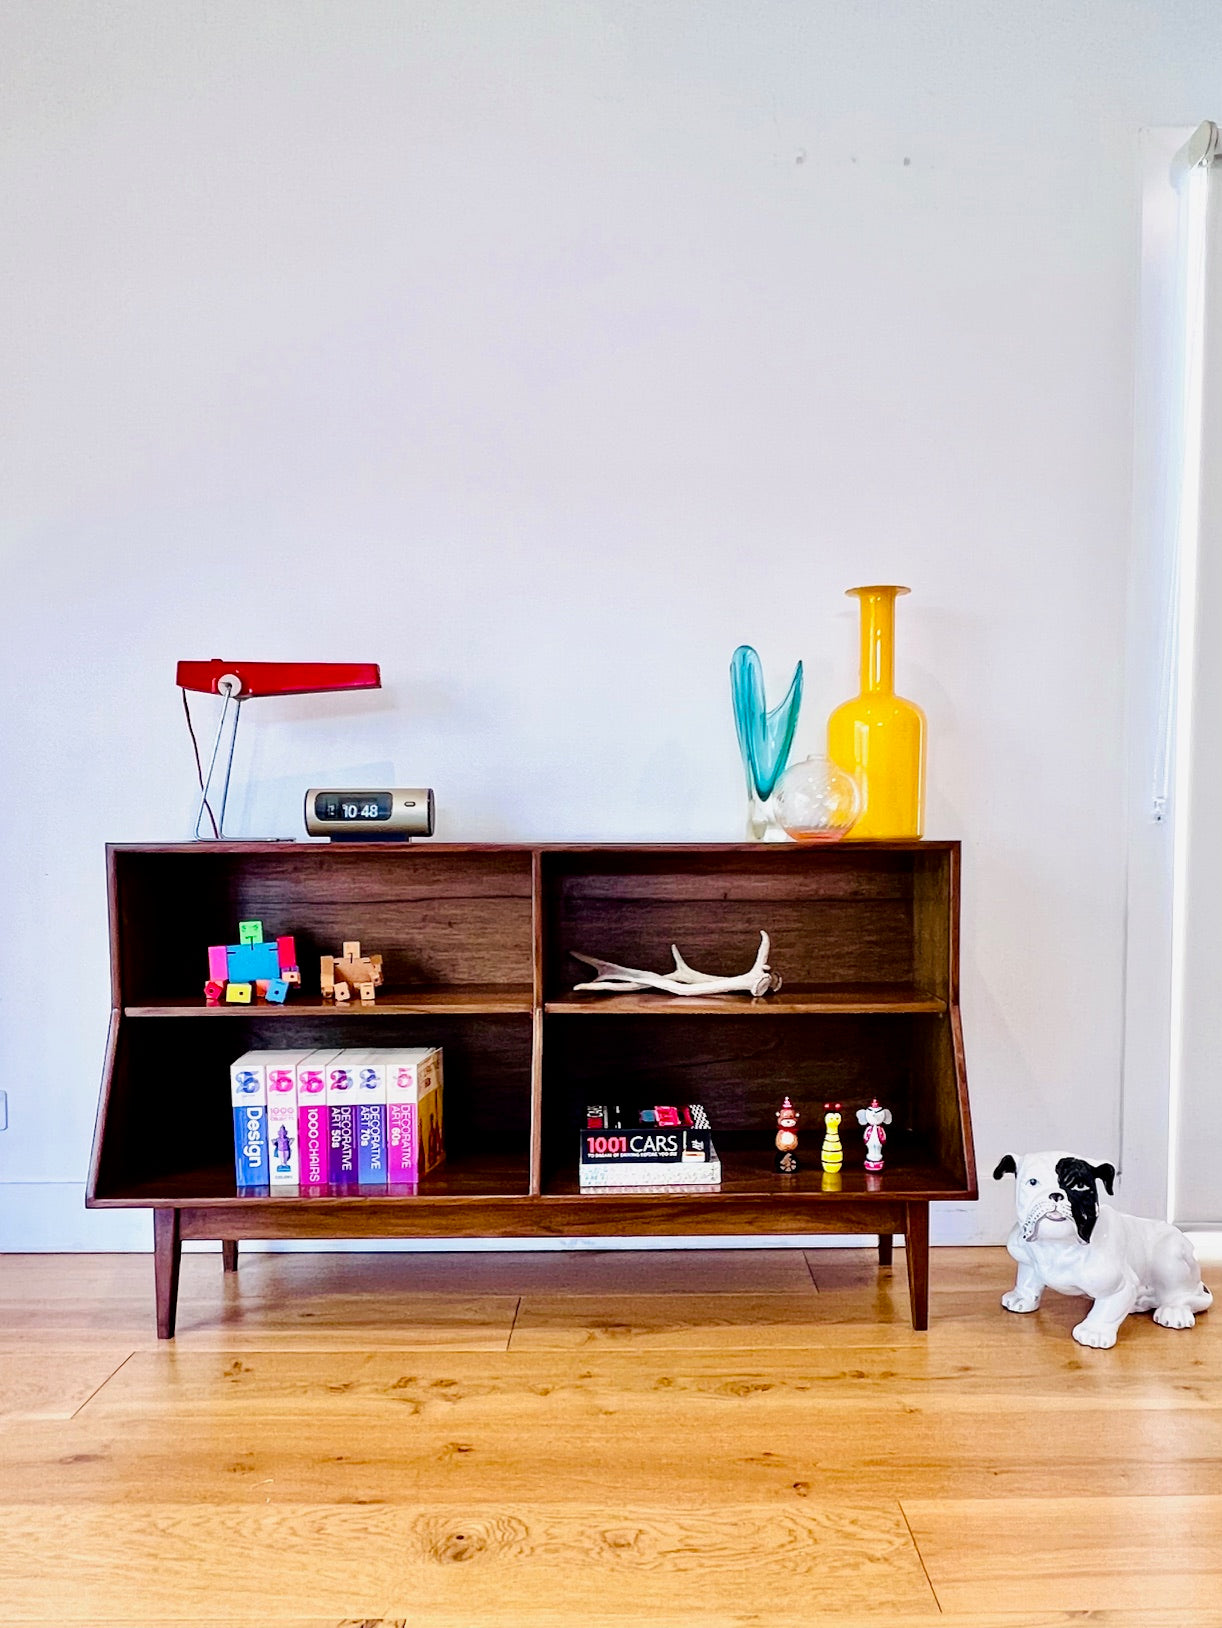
left=374, top=1047, right=442, bottom=1184
left=296, top=1050, right=339, bottom=1191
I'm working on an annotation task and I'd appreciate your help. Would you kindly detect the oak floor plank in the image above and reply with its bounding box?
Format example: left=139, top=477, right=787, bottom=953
left=0, top=1346, right=133, bottom=1420
left=0, top=1253, right=520, bottom=1349
left=904, top=1494, right=1222, bottom=1612
left=806, top=1244, right=996, bottom=1290
left=0, top=1500, right=934, bottom=1621
left=10, top=1618, right=1222, bottom=1628
left=5, top=1391, right=1221, bottom=1503
left=0, top=1246, right=813, bottom=1305
left=507, top=1286, right=1098, bottom=1348
left=77, top=1346, right=1222, bottom=1421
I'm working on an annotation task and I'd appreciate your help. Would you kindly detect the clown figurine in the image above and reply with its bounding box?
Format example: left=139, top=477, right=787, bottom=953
left=774, top=1097, right=800, bottom=1173
left=857, top=1098, right=892, bottom=1171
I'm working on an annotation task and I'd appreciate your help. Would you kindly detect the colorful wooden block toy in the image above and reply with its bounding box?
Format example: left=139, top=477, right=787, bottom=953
left=205, top=919, right=300, bottom=1006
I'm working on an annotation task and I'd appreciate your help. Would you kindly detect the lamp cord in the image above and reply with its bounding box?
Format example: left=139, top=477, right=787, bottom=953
left=181, top=688, right=219, bottom=838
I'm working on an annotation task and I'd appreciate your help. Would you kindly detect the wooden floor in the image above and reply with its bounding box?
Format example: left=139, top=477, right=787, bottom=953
left=1, top=1245, right=1220, bottom=1627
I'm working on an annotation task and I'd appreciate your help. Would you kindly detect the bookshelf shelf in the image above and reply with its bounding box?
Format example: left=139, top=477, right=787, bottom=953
left=89, top=840, right=975, bottom=1336
left=543, top=984, right=946, bottom=1016
left=125, top=985, right=534, bottom=1018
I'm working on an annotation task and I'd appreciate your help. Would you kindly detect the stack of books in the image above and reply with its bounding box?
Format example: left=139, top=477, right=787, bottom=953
left=578, top=1104, right=721, bottom=1190
left=230, top=1046, right=443, bottom=1194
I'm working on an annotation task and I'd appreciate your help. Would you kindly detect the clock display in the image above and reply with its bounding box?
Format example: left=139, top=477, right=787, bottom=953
left=313, top=792, right=392, bottom=822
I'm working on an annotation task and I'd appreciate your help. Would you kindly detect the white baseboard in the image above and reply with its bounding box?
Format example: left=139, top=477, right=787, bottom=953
left=1187, top=1230, right=1222, bottom=1263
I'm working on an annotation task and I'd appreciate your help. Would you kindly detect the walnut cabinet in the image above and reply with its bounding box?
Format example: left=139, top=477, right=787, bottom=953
left=88, top=841, right=976, bottom=1336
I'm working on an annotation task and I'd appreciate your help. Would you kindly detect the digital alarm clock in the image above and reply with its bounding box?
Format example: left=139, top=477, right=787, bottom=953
left=304, top=788, right=435, bottom=840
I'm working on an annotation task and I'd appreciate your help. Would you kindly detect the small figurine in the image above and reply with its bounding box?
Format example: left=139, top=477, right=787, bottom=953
left=821, top=1103, right=843, bottom=1173
left=857, top=1098, right=892, bottom=1171
left=774, top=1097, right=800, bottom=1173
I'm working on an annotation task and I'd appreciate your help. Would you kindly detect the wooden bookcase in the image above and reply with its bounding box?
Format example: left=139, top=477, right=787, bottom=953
left=88, top=841, right=975, bottom=1336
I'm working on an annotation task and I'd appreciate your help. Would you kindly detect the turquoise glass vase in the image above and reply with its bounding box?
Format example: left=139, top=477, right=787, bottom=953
left=730, top=645, right=804, bottom=840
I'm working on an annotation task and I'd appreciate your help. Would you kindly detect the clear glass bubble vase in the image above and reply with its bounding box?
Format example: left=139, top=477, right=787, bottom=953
left=774, top=755, right=862, bottom=842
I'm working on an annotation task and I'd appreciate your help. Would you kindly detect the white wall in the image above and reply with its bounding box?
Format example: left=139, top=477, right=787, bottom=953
left=2, top=0, right=1219, bottom=1250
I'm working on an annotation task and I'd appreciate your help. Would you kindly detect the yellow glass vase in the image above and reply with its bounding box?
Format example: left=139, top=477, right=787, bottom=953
left=827, top=585, right=926, bottom=839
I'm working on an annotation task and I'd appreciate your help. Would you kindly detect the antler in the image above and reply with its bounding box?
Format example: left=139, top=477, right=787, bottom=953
left=571, top=932, right=780, bottom=999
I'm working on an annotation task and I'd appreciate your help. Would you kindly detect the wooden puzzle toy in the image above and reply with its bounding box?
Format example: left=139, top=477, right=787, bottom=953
left=320, top=940, right=385, bottom=1005
left=204, top=920, right=300, bottom=1006
left=821, top=1103, right=843, bottom=1173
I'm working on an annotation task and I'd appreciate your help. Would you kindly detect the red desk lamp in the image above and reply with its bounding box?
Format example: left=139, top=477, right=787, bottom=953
left=177, top=660, right=382, bottom=838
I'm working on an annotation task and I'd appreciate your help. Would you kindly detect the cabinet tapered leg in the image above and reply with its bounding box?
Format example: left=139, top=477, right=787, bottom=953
left=154, top=1208, right=181, bottom=1340
left=878, top=1233, right=893, bottom=1268
left=221, top=1240, right=239, bottom=1273
left=904, top=1202, right=929, bottom=1331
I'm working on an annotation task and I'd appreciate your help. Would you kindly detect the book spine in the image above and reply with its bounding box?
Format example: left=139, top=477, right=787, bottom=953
left=297, top=1058, right=329, bottom=1190
left=418, top=1051, right=444, bottom=1175
left=265, top=1061, right=300, bottom=1187
left=230, top=1055, right=268, bottom=1191
left=355, top=1060, right=388, bottom=1187
left=327, top=1058, right=359, bottom=1189
left=386, top=1064, right=418, bottom=1184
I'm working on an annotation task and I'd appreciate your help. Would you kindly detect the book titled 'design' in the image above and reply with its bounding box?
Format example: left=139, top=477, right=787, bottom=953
left=579, top=1116, right=721, bottom=1190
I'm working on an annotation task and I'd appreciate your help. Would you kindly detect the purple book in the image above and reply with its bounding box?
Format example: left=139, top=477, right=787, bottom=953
left=327, top=1060, right=359, bottom=1188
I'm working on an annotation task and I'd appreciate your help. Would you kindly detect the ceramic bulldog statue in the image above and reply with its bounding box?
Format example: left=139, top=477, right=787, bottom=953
left=994, top=1151, right=1212, bottom=1349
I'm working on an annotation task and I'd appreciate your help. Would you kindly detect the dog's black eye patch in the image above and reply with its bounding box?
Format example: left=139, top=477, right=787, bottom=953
left=1056, top=1156, right=1102, bottom=1243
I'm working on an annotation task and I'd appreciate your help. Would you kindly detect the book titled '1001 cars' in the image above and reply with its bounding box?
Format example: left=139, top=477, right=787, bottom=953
left=578, top=1108, right=721, bottom=1189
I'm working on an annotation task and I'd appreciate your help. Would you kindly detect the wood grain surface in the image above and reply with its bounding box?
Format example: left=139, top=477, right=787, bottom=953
left=2, top=1244, right=1216, bottom=1624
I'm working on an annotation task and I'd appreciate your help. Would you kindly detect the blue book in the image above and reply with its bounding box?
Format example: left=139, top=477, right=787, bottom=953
left=230, top=1051, right=269, bottom=1190
left=233, top=1105, right=269, bottom=1188
left=353, top=1052, right=388, bottom=1186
